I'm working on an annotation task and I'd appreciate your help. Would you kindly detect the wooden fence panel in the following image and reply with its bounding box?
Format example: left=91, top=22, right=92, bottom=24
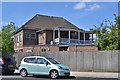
left=13, top=50, right=119, bottom=72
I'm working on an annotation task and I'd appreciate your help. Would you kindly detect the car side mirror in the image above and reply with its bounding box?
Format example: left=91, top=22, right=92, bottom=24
left=45, top=62, right=49, bottom=66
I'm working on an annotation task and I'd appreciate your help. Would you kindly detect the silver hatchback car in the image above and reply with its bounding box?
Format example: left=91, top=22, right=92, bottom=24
left=19, top=56, right=70, bottom=79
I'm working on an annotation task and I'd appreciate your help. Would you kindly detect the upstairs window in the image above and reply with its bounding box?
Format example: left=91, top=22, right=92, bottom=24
left=31, top=34, right=36, bottom=40
left=19, top=34, right=22, bottom=42
left=25, top=33, right=30, bottom=41
left=17, top=35, right=19, bottom=42
left=16, top=33, right=22, bottom=43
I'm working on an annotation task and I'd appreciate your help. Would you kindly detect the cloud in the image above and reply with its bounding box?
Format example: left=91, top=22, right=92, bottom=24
left=74, top=3, right=86, bottom=10
left=74, top=3, right=100, bottom=11
left=85, top=4, right=100, bottom=11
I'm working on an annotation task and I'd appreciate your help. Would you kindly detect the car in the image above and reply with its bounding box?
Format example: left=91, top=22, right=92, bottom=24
left=19, top=56, right=70, bottom=79
left=0, top=58, right=3, bottom=75
left=1, top=57, right=16, bottom=75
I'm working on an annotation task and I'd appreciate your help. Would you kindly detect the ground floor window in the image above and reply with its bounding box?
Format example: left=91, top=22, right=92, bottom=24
left=19, top=49, right=23, bottom=52
left=59, top=47, right=68, bottom=51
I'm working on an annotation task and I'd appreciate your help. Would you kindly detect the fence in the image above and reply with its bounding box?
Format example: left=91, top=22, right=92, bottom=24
left=13, top=50, right=119, bottom=72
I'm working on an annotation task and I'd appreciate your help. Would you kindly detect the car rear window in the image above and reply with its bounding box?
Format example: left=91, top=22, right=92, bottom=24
left=24, top=58, right=29, bottom=62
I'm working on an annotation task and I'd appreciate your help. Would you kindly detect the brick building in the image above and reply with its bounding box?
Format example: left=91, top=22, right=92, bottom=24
left=14, top=14, right=98, bottom=52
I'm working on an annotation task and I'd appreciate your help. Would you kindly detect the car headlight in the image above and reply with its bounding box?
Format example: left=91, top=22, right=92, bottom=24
left=58, top=66, right=64, bottom=70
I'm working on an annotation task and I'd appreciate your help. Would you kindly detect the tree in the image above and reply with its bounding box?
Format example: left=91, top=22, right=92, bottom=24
left=115, top=15, right=120, bottom=50
left=1, top=22, right=18, bottom=54
left=0, top=31, right=2, bottom=52
left=90, top=15, right=119, bottom=50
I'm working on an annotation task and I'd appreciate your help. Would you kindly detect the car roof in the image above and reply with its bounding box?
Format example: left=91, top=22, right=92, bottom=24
left=23, top=56, right=46, bottom=59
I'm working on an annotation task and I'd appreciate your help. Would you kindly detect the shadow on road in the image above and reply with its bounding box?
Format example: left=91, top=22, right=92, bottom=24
left=2, top=74, right=118, bottom=80
left=31, top=76, right=118, bottom=80
left=2, top=73, right=20, bottom=75
left=32, top=75, right=76, bottom=79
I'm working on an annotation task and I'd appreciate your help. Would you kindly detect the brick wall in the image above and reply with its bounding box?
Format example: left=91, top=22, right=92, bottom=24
left=14, top=31, right=24, bottom=52
left=68, top=45, right=98, bottom=52
left=23, top=45, right=97, bottom=52
left=23, top=45, right=59, bottom=52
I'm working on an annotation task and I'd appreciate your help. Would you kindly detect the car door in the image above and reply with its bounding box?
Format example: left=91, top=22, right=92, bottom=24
left=27, top=58, right=37, bottom=74
left=36, top=58, right=51, bottom=75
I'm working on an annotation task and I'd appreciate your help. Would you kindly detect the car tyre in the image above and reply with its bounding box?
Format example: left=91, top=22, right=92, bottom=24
left=20, top=69, right=28, bottom=77
left=50, top=70, right=59, bottom=79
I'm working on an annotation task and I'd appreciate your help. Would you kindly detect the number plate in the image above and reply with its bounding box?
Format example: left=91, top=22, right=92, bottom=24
left=8, top=65, right=13, bottom=67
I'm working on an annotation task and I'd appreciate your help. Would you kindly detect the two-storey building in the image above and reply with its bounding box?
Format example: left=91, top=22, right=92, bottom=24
left=14, top=14, right=97, bottom=52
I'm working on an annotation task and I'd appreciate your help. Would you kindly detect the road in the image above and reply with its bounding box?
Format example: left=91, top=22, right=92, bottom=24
left=1, top=74, right=118, bottom=80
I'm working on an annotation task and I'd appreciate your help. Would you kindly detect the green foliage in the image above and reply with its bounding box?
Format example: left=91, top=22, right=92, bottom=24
left=116, top=15, right=120, bottom=50
left=1, top=22, right=18, bottom=54
left=0, top=31, right=2, bottom=52
left=90, top=15, right=119, bottom=50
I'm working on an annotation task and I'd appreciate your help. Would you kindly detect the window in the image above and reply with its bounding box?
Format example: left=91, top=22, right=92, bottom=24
left=59, top=47, right=68, bottom=51
left=28, top=58, right=36, bottom=63
left=17, top=35, right=19, bottom=42
left=36, top=58, right=48, bottom=64
left=25, top=33, right=30, bottom=41
left=31, top=34, right=36, bottom=40
left=71, top=31, right=78, bottom=39
left=24, top=58, right=29, bottom=62
left=46, top=58, right=59, bottom=64
left=19, top=49, right=23, bottom=52
left=17, top=34, right=22, bottom=42
left=14, top=36, right=17, bottom=43
left=71, top=32, right=77, bottom=36
left=42, top=49, right=46, bottom=52
left=19, top=34, right=22, bottom=42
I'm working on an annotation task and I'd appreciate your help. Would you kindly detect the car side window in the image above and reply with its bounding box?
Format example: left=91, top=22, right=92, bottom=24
left=36, top=58, right=47, bottom=64
left=28, top=58, right=36, bottom=63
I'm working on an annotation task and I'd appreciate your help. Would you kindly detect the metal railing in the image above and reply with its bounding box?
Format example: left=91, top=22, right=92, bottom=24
left=54, top=38, right=97, bottom=45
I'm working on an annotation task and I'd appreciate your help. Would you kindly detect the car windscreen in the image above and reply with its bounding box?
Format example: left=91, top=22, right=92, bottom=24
left=46, top=58, right=59, bottom=64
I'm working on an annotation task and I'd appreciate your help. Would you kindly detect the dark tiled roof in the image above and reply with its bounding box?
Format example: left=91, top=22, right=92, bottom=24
left=14, top=14, right=83, bottom=34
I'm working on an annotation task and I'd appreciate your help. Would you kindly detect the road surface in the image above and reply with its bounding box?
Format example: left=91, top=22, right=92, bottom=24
left=1, top=74, right=118, bottom=80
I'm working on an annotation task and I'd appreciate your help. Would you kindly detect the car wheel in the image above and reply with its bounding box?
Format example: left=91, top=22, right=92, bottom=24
left=20, top=69, right=28, bottom=77
left=50, top=70, right=59, bottom=79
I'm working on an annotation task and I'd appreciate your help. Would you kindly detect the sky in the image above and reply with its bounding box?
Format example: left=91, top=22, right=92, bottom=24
left=2, top=2, right=118, bottom=30
left=1, top=0, right=120, bottom=2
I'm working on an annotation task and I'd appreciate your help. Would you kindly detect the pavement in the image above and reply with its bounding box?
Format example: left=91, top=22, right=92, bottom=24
left=70, top=71, right=118, bottom=79
left=14, top=69, right=118, bottom=79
